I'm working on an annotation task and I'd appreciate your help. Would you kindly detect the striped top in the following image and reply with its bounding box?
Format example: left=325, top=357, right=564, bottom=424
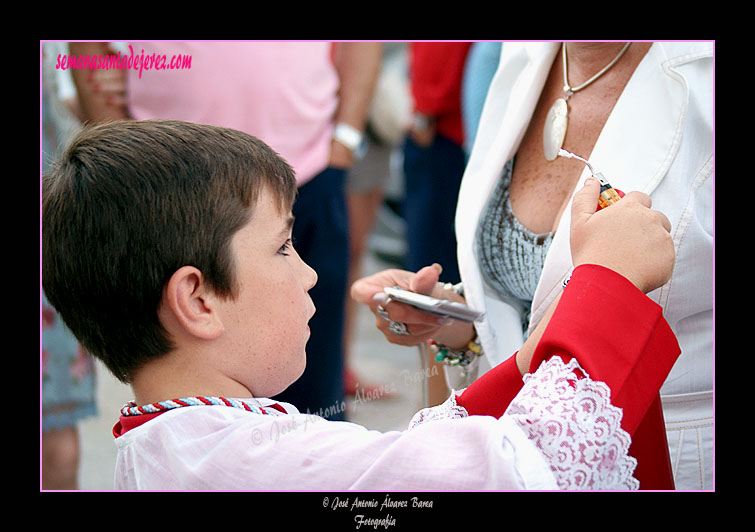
left=476, top=158, right=553, bottom=331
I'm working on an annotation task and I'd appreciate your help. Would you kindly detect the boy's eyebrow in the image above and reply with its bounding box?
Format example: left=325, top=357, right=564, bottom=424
left=280, top=215, right=295, bottom=238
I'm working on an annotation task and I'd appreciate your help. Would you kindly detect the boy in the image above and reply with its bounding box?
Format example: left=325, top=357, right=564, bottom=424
left=42, top=120, right=679, bottom=490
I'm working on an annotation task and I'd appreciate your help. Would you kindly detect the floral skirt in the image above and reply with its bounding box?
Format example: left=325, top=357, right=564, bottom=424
left=41, top=295, right=97, bottom=432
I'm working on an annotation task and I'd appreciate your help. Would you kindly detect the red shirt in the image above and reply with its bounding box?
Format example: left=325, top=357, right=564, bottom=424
left=409, top=42, right=472, bottom=146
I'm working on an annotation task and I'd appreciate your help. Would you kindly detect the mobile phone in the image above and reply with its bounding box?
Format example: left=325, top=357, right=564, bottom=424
left=383, top=286, right=484, bottom=323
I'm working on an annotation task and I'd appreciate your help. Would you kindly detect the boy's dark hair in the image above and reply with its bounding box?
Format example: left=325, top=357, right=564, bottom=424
left=42, top=119, right=297, bottom=383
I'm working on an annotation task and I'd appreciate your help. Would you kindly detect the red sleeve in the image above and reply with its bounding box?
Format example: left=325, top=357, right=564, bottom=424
left=455, top=264, right=680, bottom=489
left=527, top=264, right=680, bottom=436
left=628, top=395, right=675, bottom=489
left=454, top=351, right=522, bottom=419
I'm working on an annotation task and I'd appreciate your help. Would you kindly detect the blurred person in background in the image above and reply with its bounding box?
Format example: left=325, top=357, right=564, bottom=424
left=70, top=41, right=381, bottom=421
left=342, top=43, right=410, bottom=397
left=41, top=42, right=98, bottom=490
left=401, top=42, right=472, bottom=286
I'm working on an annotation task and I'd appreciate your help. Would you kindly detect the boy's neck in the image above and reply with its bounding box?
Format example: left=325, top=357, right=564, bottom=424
left=130, top=348, right=255, bottom=406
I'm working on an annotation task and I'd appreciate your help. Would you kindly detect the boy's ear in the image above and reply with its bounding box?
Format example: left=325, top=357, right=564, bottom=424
left=163, top=266, right=225, bottom=340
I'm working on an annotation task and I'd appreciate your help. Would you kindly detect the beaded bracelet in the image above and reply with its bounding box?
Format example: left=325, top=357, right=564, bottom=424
left=428, top=336, right=483, bottom=367
left=429, top=282, right=481, bottom=366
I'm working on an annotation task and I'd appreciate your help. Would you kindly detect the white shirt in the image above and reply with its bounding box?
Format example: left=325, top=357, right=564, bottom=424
left=114, top=357, right=636, bottom=491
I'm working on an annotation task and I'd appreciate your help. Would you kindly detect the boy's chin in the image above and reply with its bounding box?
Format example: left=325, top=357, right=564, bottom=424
left=291, top=356, right=307, bottom=385
left=260, top=347, right=307, bottom=398
left=276, top=356, right=307, bottom=396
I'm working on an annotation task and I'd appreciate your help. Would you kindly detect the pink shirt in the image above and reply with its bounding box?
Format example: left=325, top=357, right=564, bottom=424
left=126, top=42, right=339, bottom=185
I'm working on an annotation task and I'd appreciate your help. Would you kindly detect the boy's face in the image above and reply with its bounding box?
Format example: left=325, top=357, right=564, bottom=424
left=216, top=187, right=317, bottom=398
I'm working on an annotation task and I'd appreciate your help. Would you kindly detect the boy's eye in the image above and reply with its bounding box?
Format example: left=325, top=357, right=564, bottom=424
left=278, top=238, right=293, bottom=256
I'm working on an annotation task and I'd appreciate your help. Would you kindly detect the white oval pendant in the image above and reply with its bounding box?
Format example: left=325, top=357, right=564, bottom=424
left=543, top=98, right=568, bottom=161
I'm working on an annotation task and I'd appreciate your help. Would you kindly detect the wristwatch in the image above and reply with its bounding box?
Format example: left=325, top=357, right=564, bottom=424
left=333, top=122, right=367, bottom=160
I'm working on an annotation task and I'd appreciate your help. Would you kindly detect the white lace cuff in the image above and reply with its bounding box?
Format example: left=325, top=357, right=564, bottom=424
left=407, top=357, right=638, bottom=490
left=506, top=356, right=638, bottom=490
left=408, top=389, right=469, bottom=429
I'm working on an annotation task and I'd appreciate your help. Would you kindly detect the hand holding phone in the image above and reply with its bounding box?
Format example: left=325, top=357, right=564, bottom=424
left=383, top=286, right=484, bottom=323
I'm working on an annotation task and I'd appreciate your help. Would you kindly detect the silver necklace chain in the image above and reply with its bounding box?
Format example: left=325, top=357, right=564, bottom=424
left=543, top=42, right=632, bottom=161
left=562, top=42, right=631, bottom=100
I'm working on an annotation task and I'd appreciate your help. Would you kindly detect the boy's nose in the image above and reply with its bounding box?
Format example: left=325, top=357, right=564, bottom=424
left=304, top=261, right=318, bottom=291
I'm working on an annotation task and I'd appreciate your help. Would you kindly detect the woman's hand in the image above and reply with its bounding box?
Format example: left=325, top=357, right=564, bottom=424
left=351, top=264, right=475, bottom=348
left=570, top=178, right=675, bottom=294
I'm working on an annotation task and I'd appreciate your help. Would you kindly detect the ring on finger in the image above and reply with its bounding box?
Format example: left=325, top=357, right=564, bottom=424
left=388, top=320, right=410, bottom=336
left=376, top=296, right=393, bottom=321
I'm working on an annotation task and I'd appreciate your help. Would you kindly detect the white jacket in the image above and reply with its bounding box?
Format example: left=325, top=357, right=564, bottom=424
left=456, top=42, right=714, bottom=489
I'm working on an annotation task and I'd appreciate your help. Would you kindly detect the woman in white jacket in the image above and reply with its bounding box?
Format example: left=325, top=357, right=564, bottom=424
left=353, top=41, right=713, bottom=490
